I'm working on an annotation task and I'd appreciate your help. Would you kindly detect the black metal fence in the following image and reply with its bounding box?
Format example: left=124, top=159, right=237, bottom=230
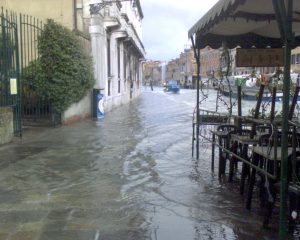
left=0, top=8, right=62, bottom=135
left=19, top=14, right=60, bottom=127
left=1, top=8, right=93, bottom=131
left=0, top=8, right=22, bottom=136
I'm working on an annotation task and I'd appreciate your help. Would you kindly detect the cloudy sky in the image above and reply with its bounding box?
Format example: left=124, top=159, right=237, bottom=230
left=140, top=0, right=219, bottom=62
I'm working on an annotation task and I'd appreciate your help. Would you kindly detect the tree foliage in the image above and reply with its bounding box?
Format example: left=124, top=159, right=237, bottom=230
left=35, top=19, right=94, bottom=113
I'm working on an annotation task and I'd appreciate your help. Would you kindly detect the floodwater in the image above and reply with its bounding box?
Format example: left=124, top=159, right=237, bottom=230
left=0, top=87, right=298, bottom=239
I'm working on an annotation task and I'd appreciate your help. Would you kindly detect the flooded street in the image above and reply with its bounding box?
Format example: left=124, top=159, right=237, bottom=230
left=0, top=88, right=287, bottom=239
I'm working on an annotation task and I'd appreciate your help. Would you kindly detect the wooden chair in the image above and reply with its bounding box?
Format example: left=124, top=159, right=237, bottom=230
left=215, top=124, right=238, bottom=178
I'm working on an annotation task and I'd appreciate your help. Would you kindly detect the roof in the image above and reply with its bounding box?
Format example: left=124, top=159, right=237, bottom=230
left=188, top=0, right=300, bottom=49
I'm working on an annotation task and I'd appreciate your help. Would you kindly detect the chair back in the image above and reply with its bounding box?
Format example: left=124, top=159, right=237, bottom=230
left=258, top=131, right=300, bottom=148
left=217, top=124, right=237, bottom=133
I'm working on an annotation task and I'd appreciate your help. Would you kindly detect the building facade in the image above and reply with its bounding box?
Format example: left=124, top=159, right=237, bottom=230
left=0, top=0, right=145, bottom=120
left=143, top=61, right=162, bottom=87
left=89, top=0, right=145, bottom=112
left=199, top=46, right=220, bottom=83
left=166, top=59, right=180, bottom=84
left=291, top=47, right=300, bottom=73
left=178, top=48, right=194, bottom=88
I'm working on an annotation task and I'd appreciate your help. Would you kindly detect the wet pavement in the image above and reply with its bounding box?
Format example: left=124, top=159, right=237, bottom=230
left=0, top=88, right=293, bottom=239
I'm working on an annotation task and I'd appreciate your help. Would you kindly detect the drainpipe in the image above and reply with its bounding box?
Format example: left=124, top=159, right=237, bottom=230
left=73, top=0, right=77, bottom=30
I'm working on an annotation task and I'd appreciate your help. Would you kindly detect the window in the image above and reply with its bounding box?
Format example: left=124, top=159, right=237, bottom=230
left=296, top=54, right=300, bottom=64
left=108, top=80, right=111, bottom=96
left=117, top=41, right=121, bottom=79
left=291, top=54, right=295, bottom=64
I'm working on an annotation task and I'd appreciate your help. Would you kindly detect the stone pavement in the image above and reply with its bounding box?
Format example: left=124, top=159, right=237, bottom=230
left=0, top=113, right=146, bottom=240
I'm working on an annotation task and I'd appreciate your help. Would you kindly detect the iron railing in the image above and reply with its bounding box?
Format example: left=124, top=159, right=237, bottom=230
left=0, top=8, right=21, bottom=136
left=19, top=13, right=60, bottom=127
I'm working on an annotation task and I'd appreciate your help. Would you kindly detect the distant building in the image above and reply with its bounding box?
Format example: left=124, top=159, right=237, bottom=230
left=166, top=59, right=180, bottom=84
left=143, top=61, right=163, bottom=86
left=199, top=47, right=220, bottom=87
left=165, top=48, right=195, bottom=88
left=178, top=48, right=195, bottom=88
left=167, top=44, right=296, bottom=90
left=291, top=47, right=300, bottom=73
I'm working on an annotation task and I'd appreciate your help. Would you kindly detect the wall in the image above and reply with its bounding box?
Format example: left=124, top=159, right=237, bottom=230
left=0, top=107, right=13, bottom=145
left=0, top=1, right=94, bottom=125
left=0, top=0, right=74, bottom=30
left=62, top=92, right=92, bottom=124
left=291, top=47, right=300, bottom=73
left=61, top=34, right=92, bottom=124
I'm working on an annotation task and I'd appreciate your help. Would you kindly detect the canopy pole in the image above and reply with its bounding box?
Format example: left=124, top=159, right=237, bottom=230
left=191, top=36, right=200, bottom=160
left=273, top=0, right=293, bottom=239
left=237, top=85, right=242, bottom=133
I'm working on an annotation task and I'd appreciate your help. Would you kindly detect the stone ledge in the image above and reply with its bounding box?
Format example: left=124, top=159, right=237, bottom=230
left=0, top=107, right=13, bottom=145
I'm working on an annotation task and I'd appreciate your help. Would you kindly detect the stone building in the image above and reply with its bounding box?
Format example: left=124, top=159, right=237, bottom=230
left=291, top=47, right=300, bottom=73
left=89, top=0, right=145, bottom=112
left=166, top=59, right=180, bottom=84
left=143, top=61, right=162, bottom=87
left=199, top=47, right=220, bottom=84
left=165, top=47, right=220, bottom=89
left=178, top=48, right=195, bottom=88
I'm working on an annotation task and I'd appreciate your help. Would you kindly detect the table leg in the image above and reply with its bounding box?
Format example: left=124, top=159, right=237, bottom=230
left=262, top=178, right=276, bottom=228
left=229, top=141, right=237, bottom=182
left=218, top=137, right=223, bottom=178
left=240, top=144, right=249, bottom=195
left=246, top=153, right=259, bottom=210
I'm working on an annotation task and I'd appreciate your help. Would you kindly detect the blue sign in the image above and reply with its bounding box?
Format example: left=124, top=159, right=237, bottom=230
left=97, top=94, right=104, bottom=119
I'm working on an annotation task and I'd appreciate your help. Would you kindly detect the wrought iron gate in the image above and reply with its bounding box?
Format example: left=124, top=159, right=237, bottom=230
left=0, top=9, right=21, bottom=136
left=19, top=14, right=60, bottom=127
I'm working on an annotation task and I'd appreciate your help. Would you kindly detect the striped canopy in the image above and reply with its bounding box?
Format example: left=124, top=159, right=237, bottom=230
left=188, top=0, right=300, bottom=49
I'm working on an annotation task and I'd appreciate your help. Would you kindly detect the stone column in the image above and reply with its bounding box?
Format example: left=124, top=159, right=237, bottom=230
left=89, top=15, right=107, bottom=93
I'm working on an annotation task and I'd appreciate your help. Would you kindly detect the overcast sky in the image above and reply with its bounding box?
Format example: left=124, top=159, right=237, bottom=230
left=140, top=0, right=219, bottom=62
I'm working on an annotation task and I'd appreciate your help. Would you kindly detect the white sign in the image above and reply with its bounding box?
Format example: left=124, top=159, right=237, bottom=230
left=10, top=78, right=17, bottom=95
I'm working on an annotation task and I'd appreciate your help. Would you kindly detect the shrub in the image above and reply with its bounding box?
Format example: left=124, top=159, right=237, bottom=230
left=37, top=19, right=94, bottom=113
